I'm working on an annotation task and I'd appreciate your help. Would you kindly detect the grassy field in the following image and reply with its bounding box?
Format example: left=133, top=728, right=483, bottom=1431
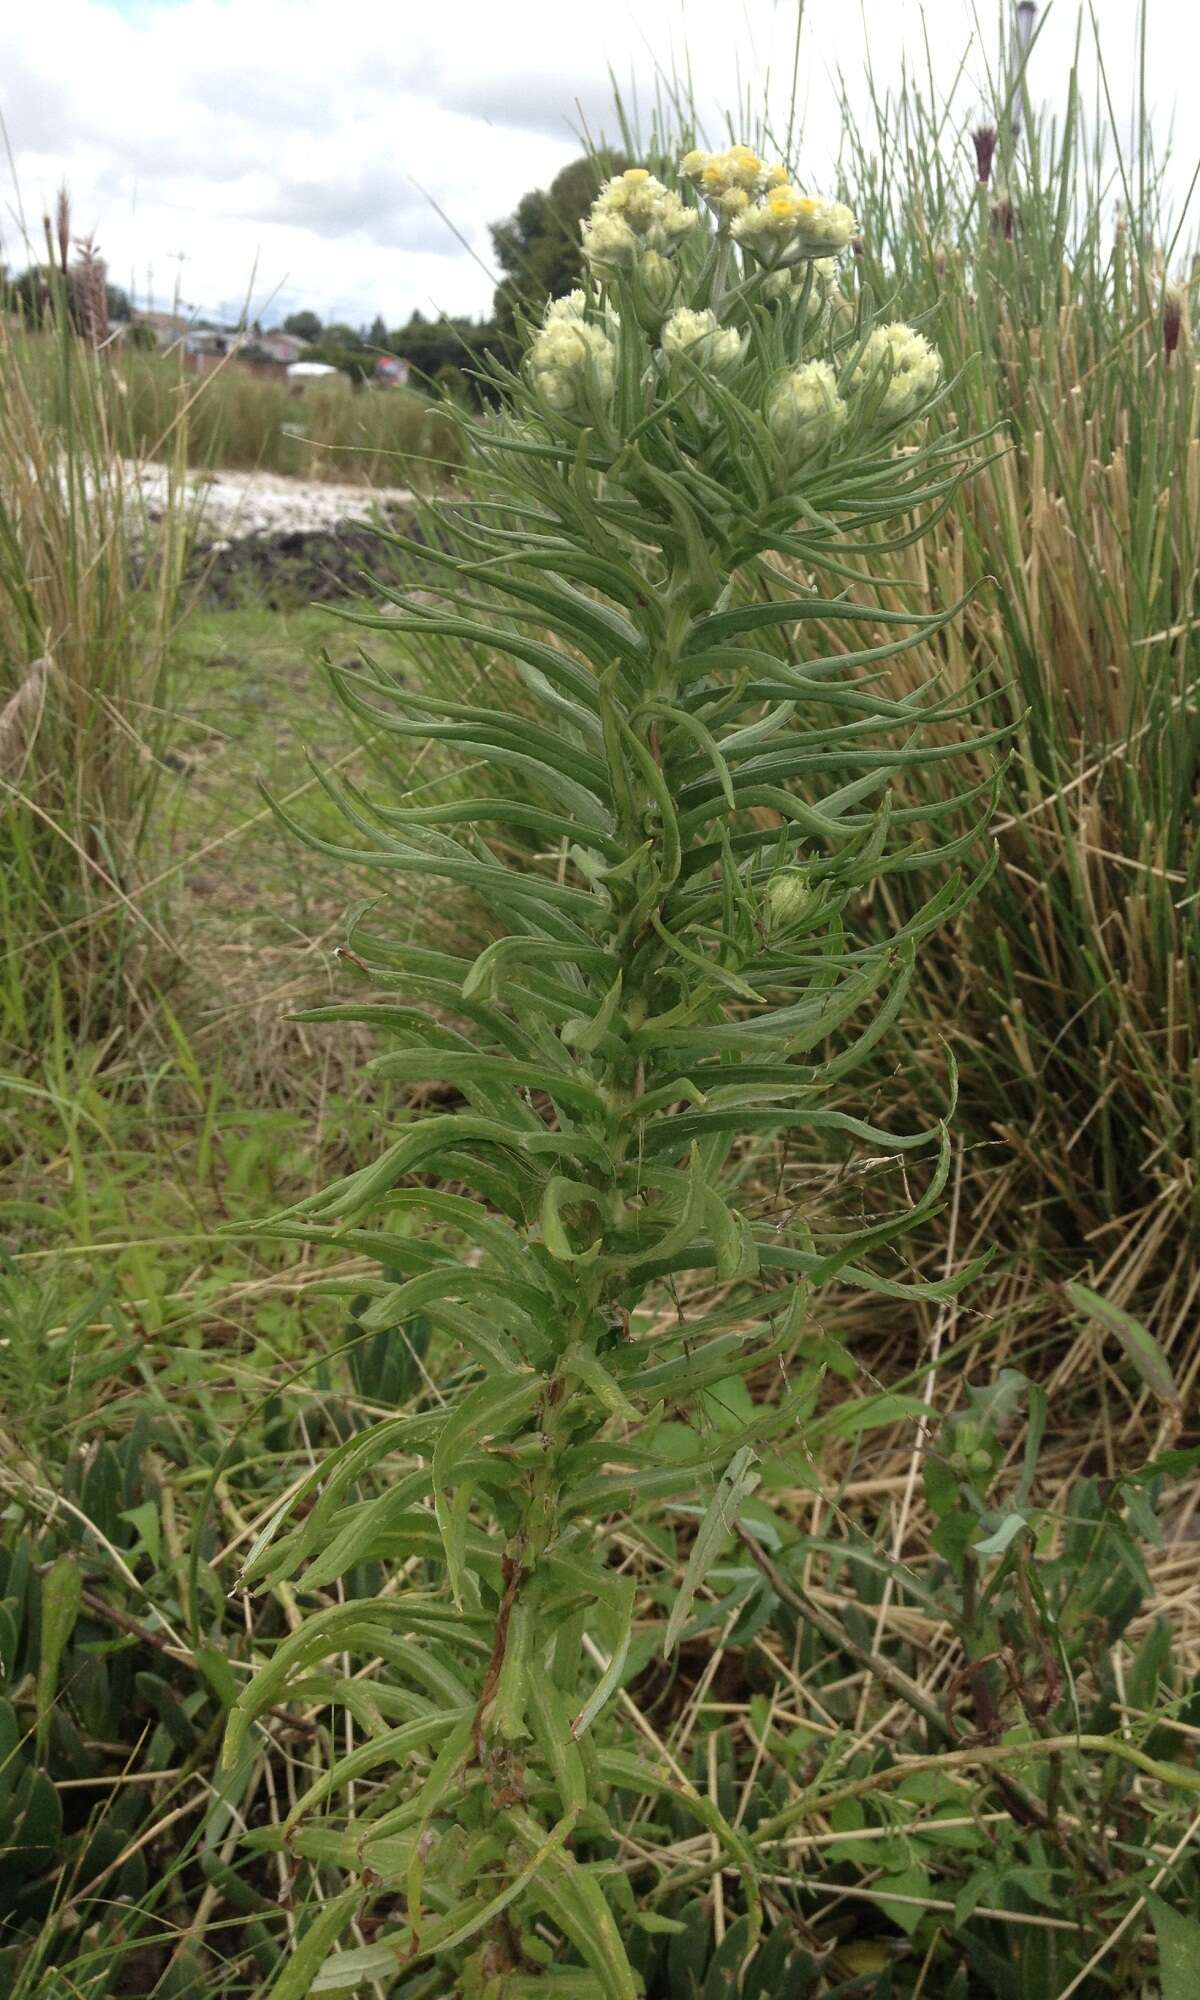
left=9, top=331, right=463, bottom=485
left=2, top=12, right=1200, bottom=1997
left=110, top=353, right=466, bottom=484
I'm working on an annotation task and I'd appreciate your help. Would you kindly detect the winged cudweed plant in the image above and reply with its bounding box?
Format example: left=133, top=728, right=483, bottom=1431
left=222, top=148, right=999, bottom=1996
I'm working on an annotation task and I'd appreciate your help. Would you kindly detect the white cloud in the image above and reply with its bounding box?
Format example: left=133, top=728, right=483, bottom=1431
left=0, top=0, right=1193, bottom=330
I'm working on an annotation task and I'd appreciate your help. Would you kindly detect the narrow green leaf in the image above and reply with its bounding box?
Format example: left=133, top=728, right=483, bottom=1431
left=1066, top=1282, right=1180, bottom=1413
left=36, top=1555, right=82, bottom=1756
left=1148, top=1893, right=1200, bottom=2000
left=665, top=1447, right=760, bottom=1656
left=264, top=1888, right=360, bottom=2000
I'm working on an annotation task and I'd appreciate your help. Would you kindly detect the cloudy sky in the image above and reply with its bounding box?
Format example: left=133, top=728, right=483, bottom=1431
left=1, top=1, right=1192, bottom=332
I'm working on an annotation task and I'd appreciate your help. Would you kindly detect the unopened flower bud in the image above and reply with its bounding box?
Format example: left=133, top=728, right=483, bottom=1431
left=765, top=871, right=812, bottom=925
left=528, top=315, right=616, bottom=412
left=637, top=249, right=681, bottom=315
left=660, top=306, right=742, bottom=373
left=847, top=322, right=941, bottom=424
left=762, top=256, right=841, bottom=322
left=766, top=360, right=847, bottom=461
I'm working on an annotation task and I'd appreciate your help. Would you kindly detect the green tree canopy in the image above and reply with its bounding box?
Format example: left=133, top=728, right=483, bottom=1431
left=282, top=309, right=323, bottom=342
left=490, top=151, right=626, bottom=349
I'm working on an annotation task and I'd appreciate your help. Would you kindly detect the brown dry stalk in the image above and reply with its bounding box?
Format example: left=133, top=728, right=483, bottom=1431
left=0, top=656, right=54, bottom=784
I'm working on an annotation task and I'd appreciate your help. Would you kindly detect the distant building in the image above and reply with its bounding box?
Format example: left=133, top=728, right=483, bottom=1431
left=258, top=329, right=311, bottom=365
left=131, top=308, right=193, bottom=349
left=128, top=313, right=316, bottom=379
left=184, top=328, right=235, bottom=362
left=374, top=354, right=411, bottom=388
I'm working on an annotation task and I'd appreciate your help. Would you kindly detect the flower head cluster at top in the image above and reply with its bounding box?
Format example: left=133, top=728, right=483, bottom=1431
left=682, top=147, right=857, bottom=266
left=526, top=149, right=941, bottom=459
left=679, top=144, right=788, bottom=223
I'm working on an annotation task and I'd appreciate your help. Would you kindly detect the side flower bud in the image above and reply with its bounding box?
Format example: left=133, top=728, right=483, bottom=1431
left=660, top=306, right=743, bottom=374
left=764, top=870, right=812, bottom=928
left=528, top=315, right=616, bottom=413
left=847, top=322, right=942, bottom=423
left=766, top=360, right=847, bottom=461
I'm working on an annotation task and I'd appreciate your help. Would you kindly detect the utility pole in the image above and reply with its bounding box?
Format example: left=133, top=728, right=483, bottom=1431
left=167, top=248, right=191, bottom=316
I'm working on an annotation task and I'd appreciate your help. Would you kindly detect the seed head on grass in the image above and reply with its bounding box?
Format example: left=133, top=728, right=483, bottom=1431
left=972, top=124, right=998, bottom=185
left=1163, top=279, right=1186, bottom=357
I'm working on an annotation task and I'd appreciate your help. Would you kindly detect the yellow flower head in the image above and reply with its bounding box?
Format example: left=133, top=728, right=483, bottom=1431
left=583, top=169, right=698, bottom=273
left=733, top=189, right=858, bottom=267
left=680, top=144, right=788, bottom=225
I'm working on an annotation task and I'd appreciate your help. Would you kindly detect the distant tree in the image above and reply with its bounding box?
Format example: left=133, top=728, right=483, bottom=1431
left=324, top=322, right=363, bottom=350
left=5, top=266, right=51, bottom=321
left=5, top=262, right=131, bottom=341
left=386, top=311, right=500, bottom=401
left=283, top=309, right=323, bottom=342
left=311, top=337, right=375, bottom=385
left=367, top=313, right=390, bottom=350
left=490, top=151, right=626, bottom=350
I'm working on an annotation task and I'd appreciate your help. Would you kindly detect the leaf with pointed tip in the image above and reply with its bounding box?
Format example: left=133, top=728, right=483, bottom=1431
left=665, top=1447, right=761, bottom=1657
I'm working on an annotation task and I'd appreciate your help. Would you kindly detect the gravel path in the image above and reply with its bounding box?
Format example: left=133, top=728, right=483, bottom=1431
left=130, top=461, right=415, bottom=546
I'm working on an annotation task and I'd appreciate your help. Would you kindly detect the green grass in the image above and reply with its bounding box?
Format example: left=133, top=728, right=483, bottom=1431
left=16, top=333, right=464, bottom=486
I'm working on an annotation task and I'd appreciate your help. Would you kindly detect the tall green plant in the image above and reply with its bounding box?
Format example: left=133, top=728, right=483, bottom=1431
left=223, top=147, right=997, bottom=1995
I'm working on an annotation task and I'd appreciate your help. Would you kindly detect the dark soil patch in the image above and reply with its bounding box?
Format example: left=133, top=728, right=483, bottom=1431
left=188, top=513, right=418, bottom=609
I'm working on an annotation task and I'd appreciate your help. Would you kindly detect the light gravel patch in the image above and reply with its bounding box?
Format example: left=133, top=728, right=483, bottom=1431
left=129, top=461, right=415, bottom=546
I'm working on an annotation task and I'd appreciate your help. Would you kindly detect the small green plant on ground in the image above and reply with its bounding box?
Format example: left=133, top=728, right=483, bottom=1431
left=223, top=147, right=998, bottom=1995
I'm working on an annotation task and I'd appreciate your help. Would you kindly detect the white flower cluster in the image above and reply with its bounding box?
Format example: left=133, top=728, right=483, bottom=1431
left=544, top=291, right=587, bottom=323
left=528, top=294, right=616, bottom=412
left=767, top=320, right=941, bottom=466
left=766, top=360, right=848, bottom=461
left=849, top=322, right=942, bottom=422
left=680, top=145, right=788, bottom=224
left=581, top=168, right=698, bottom=277
left=660, top=306, right=742, bottom=374
left=732, top=186, right=858, bottom=268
